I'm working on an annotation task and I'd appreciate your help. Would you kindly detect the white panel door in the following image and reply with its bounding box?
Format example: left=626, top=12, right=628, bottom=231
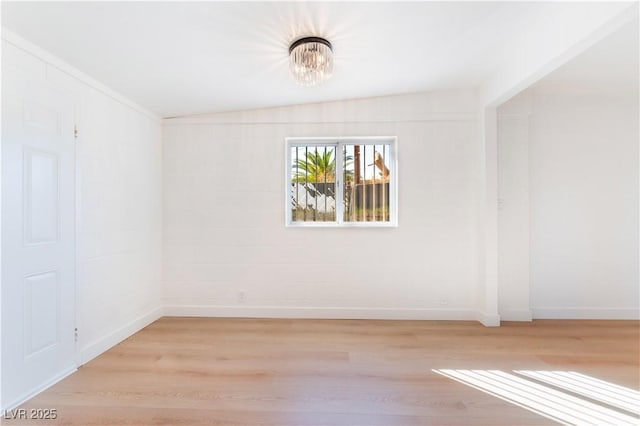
left=2, top=45, right=77, bottom=408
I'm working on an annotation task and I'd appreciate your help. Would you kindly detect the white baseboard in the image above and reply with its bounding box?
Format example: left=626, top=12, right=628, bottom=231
left=531, top=307, right=640, bottom=320
left=2, top=366, right=76, bottom=412
left=78, top=305, right=164, bottom=365
left=476, top=311, right=501, bottom=327
left=164, top=304, right=482, bottom=322
left=500, top=309, right=533, bottom=322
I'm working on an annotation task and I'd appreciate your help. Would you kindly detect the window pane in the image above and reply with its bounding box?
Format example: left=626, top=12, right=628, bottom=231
left=343, top=143, right=391, bottom=223
left=290, top=145, right=336, bottom=222
left=286, top=137, right=396, bottom=227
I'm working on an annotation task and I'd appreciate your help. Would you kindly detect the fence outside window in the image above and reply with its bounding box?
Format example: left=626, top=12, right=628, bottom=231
left=286, top=137, right=398, bottom=227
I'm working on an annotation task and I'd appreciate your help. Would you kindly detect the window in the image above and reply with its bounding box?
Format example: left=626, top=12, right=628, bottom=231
left=286, top=137, right=397, bottom=227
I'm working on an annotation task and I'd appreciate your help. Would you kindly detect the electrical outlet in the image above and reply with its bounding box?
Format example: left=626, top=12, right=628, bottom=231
left=238, top=291, right=246, bottom=303
left=439, top=298, right=448, bottom=306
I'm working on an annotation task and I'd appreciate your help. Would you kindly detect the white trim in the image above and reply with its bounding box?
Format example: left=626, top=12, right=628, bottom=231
left=1, top=28, right=160, bottom=123
left=162, top=89, right=478, bottom=124
left=73, top=100, right=82, bottom=368
left=164, top=304, right=480, bottom=321
left=531, top=308, right=640, bottom=320
left=477, top=311, right=501, bottom=327
left=1, top=366, right=76, bottom=412
left=287, top=136, right=398, bottom=144
left=164, top=113, right=477, bottom=126
left=478, top=107, right=500, bottom=327
left=0, top=32, right=3, bottom=407
left=78, top=306, right=163, bottom=366
left=499, top=309, right=533, bottom=322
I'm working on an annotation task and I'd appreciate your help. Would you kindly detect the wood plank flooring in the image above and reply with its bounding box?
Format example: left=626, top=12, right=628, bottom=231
left=4, top=318, right=639, bottom=425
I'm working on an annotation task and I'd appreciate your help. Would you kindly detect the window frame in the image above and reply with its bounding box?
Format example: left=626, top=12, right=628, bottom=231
left=285, top=136, right=398, bottom=228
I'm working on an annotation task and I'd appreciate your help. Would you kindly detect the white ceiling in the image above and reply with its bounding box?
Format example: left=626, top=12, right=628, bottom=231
left=532, top=17, right=638, bottom=98
left=2, top=2, right=637, bottom=118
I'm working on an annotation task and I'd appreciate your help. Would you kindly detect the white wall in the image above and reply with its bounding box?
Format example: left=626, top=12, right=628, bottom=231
left=163, top=91, right=485, bottom=320
left=497, top=95, right=532, bottom=321
left=1, top=32, right=164, bottom=375
left=497, top=88, right=639, bottom=319
left=475, top=107, right=501, bottom=326
left=74, top=78, right=164, bottom=363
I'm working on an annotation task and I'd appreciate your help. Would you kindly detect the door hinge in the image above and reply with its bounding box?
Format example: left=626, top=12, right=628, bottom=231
left=74, top=126, right=79, bottom=139
left=74, top=327, right=78, bottom=343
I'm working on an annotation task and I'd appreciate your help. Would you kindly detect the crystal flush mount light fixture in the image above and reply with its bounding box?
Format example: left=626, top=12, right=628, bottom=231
left=289, top=36, right=333, bottom=86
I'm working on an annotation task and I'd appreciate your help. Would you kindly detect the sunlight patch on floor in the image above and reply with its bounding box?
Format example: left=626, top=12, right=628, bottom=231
left=515, top=370, right=640, bottom=416
left=433, top=369, right=640, bottom=425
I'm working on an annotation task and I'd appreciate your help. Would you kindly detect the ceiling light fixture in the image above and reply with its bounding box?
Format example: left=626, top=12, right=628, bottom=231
left=289, top=36, right=333, bottom=86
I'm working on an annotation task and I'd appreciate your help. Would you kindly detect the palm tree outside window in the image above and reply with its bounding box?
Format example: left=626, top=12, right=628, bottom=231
left=286, top=137, right=397, bottom=227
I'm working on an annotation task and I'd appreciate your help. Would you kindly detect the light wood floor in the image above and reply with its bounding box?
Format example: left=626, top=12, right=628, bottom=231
left=5, top=318, right=639, bottom=425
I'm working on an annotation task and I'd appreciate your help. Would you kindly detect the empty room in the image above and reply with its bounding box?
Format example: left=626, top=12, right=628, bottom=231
left=1, top=1, right=638, bottom=425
